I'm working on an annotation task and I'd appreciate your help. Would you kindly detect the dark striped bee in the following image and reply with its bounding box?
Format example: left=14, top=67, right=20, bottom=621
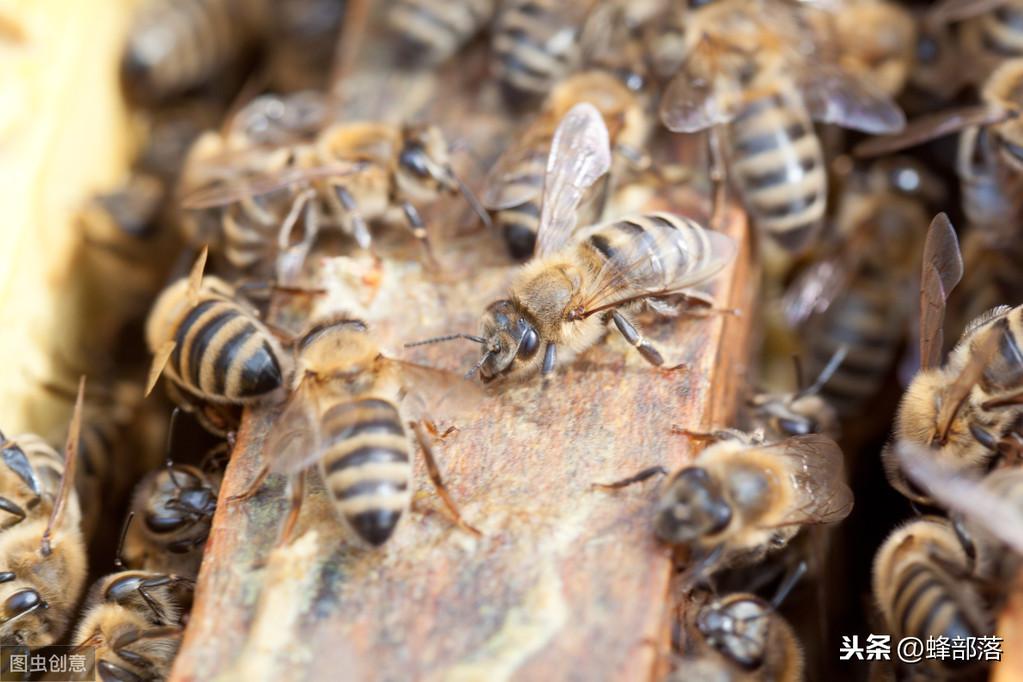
left=121, top=464, right=220, bottom=578
left=121, top=0, right=270, bottom=105
left=467, top=103, right=734, bottom=382
left=0, top=379, right=87, bottom=648
left=660, top=0, right=905, bottom=253
left=144, top=249, right=287, bottom=406
left=482, top=70, right=651, bottom=259
left=872, top=516, right=992, bottom=678
left=387, top=0, right=497, bottom=67
left=932, top=0, right=1023, bottom=84
left=232, top=317, right=481, bottom=547
left=70, top=569, right=194, bottom=682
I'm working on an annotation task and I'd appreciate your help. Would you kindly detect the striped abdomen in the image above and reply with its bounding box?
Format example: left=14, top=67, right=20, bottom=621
left=389, top=0, right=496, bottom=65
left=579, top=213, right=726, bottom=294
left=891, top=560, right=984, bottom=650
left=491, top=0, right=584, bottom=103
left=220, top=198, right=280, bottom=272
left=728, top=90, right=826, bottom=252
left=168, top=297, right=283, bottom=403
left=320, top=398, right=411, bottom=546
left=121, top=0, right=267, bottom=104
left=492, top=144, right=549, bottom=259
left=805, top=273, right=903, bottom=417
left=970, top=5, right=1023, bottom=60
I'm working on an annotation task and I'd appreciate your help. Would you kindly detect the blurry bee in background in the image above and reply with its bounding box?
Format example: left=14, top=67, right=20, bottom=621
left=676, top=582, right=805, bottom=682
left=233, top=316, right=481, bottom=547
left=70, top=569, right=194, bottom=681
left=746, top=345, right=846, bottom=441
left=660, top=0, right=906, bottom=253
left=145, top=250, right=288, bottom=406
left=265, top=0, right=347, bottom=92
left=932, top=0, right=1023, bottom=85
left=164, top=381, right=242, bottom=440
left=121, top=463, right=219, bottom=577
left=0, top=380, right=87, bottom=648
left=120, top=0, right=271, bottom=106
left=649, top=432, right=852, bottom=581
left=387, top=0, right=498, bottom=68
left=782, top=159, right=943, bottom=419
left=490, top=0, right=600, bottom=106
left=482, top=71, right=652, bottom=259
left=872, top=516, right=992, bottom=678
left=442, top=104, right=734, bottom=383
left=900, top=11, right=965, bottom=115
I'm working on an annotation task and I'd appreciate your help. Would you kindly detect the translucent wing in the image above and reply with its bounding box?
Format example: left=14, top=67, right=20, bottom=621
left=919, top=213, right=963, bottom=370
left=798, top=65, right=906, bottom=134
left=771, top=434, right=853, bottom=526
left=383, top=358, right=484, bottom=424
left=575, top=214, right=736, bottom=318
left=781, top=258, right=853, bottom=327
left=535, top=102, right=612, bottom=258
left=660, top=66, right=732, bottom=134
left=930, top=0, right=1010, bottom=23
left=267, top=381, right=323, bottom=475
left=854, top=105, right=1008, bottom=158
left=180, top=163, right=364, bottom=210
left=481, top=139, right=550, bottom=211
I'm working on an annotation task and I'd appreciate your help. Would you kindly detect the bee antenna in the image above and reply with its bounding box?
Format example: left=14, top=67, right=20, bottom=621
left=451, top=171, right=493, bottom=230
left=464, top=351, right=494, bottom=380
left=114, top=511, right=135, bottom=570
left=796, top=345, right=848, bottom=399
left=405, top=333, right=486, bottom=348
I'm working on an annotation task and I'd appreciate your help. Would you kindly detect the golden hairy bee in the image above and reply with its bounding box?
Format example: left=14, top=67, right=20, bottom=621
left=0, top=380, right=87, bottom=648
left=872, top=516, right=993, bottom=679
left=415, top=102, right=735, bottom=382
left=232, top=316, right=481, bottom=547
left=660, top=0, right=905, bottom=252
left=70, top=569, right=194, bottom=682
left=145, top=249, right=288, bottom=406
left=481, top=70, right=653, bottom=260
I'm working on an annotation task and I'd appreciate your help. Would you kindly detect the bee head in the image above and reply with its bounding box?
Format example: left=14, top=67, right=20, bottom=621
left=145, top=467, right=216, bottom=552
left=396, top=125, right=456, bottom=198
left=477, top=301, right=541, bottom=382
left=697, top=595, right=771, bottom=670
left=750, top=393, right=820, bottom=437
left=654, top=467, right=732, bottom=544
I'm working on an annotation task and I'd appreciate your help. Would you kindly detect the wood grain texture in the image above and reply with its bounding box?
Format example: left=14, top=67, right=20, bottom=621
left=170, top=185, right=754, bottom=681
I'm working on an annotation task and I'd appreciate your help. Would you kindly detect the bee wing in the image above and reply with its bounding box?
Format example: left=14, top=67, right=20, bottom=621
left=180, top=163, right=364, bottom=210
left=771, top=434, right=853, bottom=526
left=267, top=381, right=324, bottom=475
left=853, top=105, right=1008, bottom=158
left=575, top=215, right=736, bottom=318
left=930, top=0, right=1011, bottom=23
left=919, top=213, right=963, bottom=370
left=781, top=257, right=854, bottom=327
left=42, top=377, right=85, bottom=554
left=383, top=358, right=484, bottom=424
left=797, top=64, right=906, bottom=134
left=481, top=141, right=549, bottom=211
left=534, top=102, right=613, bottom=258
left=144, top=341, right=177, bottom=398
left=659, top=61, right=733, bottom=133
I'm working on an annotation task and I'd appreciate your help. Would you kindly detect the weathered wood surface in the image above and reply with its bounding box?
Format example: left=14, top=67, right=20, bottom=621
left=0, top=0, right=136, bottom=437
left=170, top=178, right=754, bottom=681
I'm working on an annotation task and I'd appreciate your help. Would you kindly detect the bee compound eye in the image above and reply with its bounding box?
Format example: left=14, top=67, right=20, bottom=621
left=3, top=590, right=42, bottom=619
left=517, top=327, right=540, bottom=358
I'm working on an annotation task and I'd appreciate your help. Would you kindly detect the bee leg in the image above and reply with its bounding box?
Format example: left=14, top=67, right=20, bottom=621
left=539, top=342, right=558, bottom=392
left=227, top=464, right=271, bottom=503
left=708, top=125, right=729, bottom=232
left=423, top=420, right=458, bottom=441
left=611, top=310, right=667, bottom=367
left=412, top=421, right=481, bottom=537
left=333, top=185, right=372, bottom=250
left=982, top=387, right=1023, bottom=409
left=592, top=465, right=668, bottom=491
left=401, top=201, right=438, bottom=267
left=769, top=560, right=808, bottom=609
left=278, top=470, right=306, bottom=546
left=111, top=626, right=183, bottom=668
left=680, top=544, right=725, bottom=591
left=673, top=290, right=740, bottom=318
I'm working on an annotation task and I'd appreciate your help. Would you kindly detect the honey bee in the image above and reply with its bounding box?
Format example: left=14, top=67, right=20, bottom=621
left=442, top=103, right=735, bottom=382
left=180, top=114, right=489, bottom=279
left=145, top=249, right=288, bottom=406
left=678, top=589, right=805, bottom=681
left=490, top=0, right=601, bottom=104
left=387, top=0, right=497, bottom=67
left=824, top=0, right=917, bottom=99
left=660, top=0, right=905, bottom=252
left=70, top=569, right=194, bottom=682
left=746, top=345, right=845, bottom=441
left=652, top=432, right=852, bottom=579
left=0, top=379, right=87, bottom=648
left=0, top=434, right=63, bottom=533
left=121, top=0, right=270, bottom=105
left=120, top=464, right=220, bottom=577
left=265, top=0, right=348, bottom=92
left=232, top=316, right=481, bottom=547
left=872, top=516, right=992, bottom=678
left=931, top=0, right=1023, bottom=85
left=782, top=160, right=941, bottom=418
left=482, top=71, right=652, bottom=259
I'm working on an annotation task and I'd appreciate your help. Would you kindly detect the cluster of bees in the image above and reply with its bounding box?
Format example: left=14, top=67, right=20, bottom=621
left=6, top=0, right=1023, bottom=679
